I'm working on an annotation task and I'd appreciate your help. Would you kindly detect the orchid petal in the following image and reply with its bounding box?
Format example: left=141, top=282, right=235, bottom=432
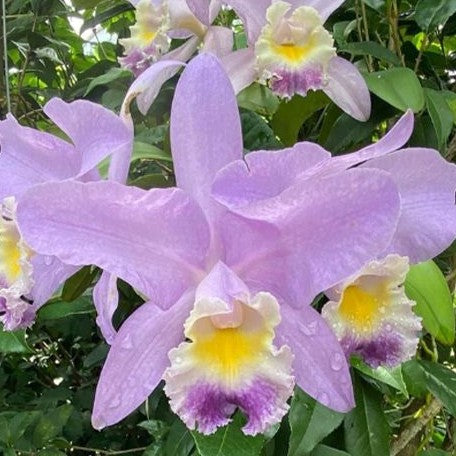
left=169, top=0, right=207, bottom=35
left=161, top=35, right=199, bottom=62
left=286, top=0, right=345, bottom=22
left=0, top=116, right=78, bottom=199
left=213, top=142, right=330, bottom=207
left=92, top=292, right=194, bottom=429
left=226, top=0, right=270, bottom=44
left=170, top=53, right=242, bottom=215
left=44, top=98, right=133, bottom=177
left=323, top=57, right=371, bottom=122
left=121, top=60, right=185, bottom=116
left=277, top=304, right=354, bottom=412
left=221, top=48, right=257, bottom=94
left=217, top=169, right=400, bottom=306
left=93, top=272, right=119, bottom=345
left=17, top=180, right=211, bottom=308
left=362, top=148, right=456, bottom=262
left=185, top=0, right=220, bottom=25
left=202, top=26, right=234, bottom=57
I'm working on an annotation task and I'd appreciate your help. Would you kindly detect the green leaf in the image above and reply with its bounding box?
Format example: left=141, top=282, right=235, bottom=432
left=419, top=450, right=451, bottom=456
left=84, top=67, right=131, bottom=96
left=237, top=83, right=280, bottom=116
left=405, top=260, right=455, bottom=345
left=38, top=296, right=95, bottom=321
left=420, top=360, right=456, bottom=416
left=81, top=4, right=133, bottom=32
left=364, top=68, right=425, bottom=112
left=62, top=266, right=98, bottom=302
left=344, top=377, right=390, bottom=456
left=32, top=405, right=74, bottom=447
left=415, top=0, right=456, bottom=31
left=424, top=88, right=453, bottom=149
left=351, top=358, right=408, bottom=397
left=402, top=360, right=428, bottom=398
left=271, top=92, right=329, bottom=146
left=341, top=42, right=401, bottom=66
left=165, top=420, right=194, bottom=456
left=0, top=327, right=32, bottom=354
left=361, top=0, right=385, bottom=10
left=241, top=111, right=282, bottom=150
left=192, top=413, right=266, bottom=456
left=311, top=445, right=351, bottom=456
left=288, top=388, right=344, bottom=455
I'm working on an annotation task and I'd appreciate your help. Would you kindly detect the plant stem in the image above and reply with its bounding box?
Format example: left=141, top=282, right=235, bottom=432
left=1, top=0, right=11, bottom=112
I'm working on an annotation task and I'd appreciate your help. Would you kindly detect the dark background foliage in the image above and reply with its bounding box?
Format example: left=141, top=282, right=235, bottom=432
left=0, top=0, right=456, bottom=455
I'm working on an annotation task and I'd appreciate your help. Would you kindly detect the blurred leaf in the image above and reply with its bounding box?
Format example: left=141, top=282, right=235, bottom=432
left=344, top=377, right=390, bottom=456
left=402, top=359, right=429, bottom=398
left=84, top=67, right=131, bottom=96
left=419, top=450, right=451, bottom=455
left=365, top=68, right=425, bottom=112
left=424, top=88, right=453, bottom=149
left=420, top=360, right=456, bottom=416
left=192, top=413, right=266, bottom=456
left=164, top=420, right=194, bottom=456
left=81, top=4, right=133, bottom=32
left=32, top=405, right=74, bottom=447
left=0, top=328, right=32, bottom=354
left=415, top=0, right=456, bottom=31
left=351, top=358, right=408, bottom=397
left=405, top=260, right=455, bottom=345
left=237, top=83, right=279, bottom=116
left=271, top=92, right=329, bottom=146
left=62, top=266, right=98, bottom=302
left=312, top=445, right=351, bottom=456
left=241, top=111, right=282, bottom=150
left=38, top=296, right=95, bottom=321
left=288, top=388, right=344, bottom=455
left=341, top=42, right=401, bottom=66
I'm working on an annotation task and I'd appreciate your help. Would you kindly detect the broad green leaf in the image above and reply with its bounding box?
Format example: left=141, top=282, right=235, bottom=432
left=341, top=42, right=401, bottom=66
left=165, top=420, right=194, bottom=456
left=38, top=296, right=95, bottom=321
left=424, top=88, right=453, bottom=149
left=420, top=360, right=456, bottom=416
left=402, top=360, right=428, bottom=398
left=364, top=68, right=425, bottom=112
left=271, top=92, right=329, bottom=146
left=84, top=67, right=131, bottom=96
left=81, top=4, right=133, bottom=32
left=62, top=266, right=98, bottom=302
left=73, top=0, right=105, bottom=9
left=405, top=261, right=455, bottom=345
left=312, top=445, right=351, bottom=456
left=443, top=90, right=456, bottom=124
left=192, top=413, right=266, bottom=456
left=241, top=111, right=282, bottom=150
left=288, top=388, right=344, bottom=455
left=344, top=377, right=390, bottom=456
left=361, top=0, right=385, bottom=10
left=32, top=405, right=74, bottom=447
left=415, top=0, right=456, bottom=31
left=0, top=328, right=32, bottom=354
left=419, top=450, right=451, bottom=456
left=352, top=358, right=408, bottom=397
left=237, top=83, right=280, bottom=116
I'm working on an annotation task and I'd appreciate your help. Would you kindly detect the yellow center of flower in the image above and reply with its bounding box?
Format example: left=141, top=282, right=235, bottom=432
left=138, top=28, right=157, bottom=46
left=274, top=43, right=312, bottom=62
left=338, top=285, right=385, bottom=331
left=192, top=327, right=265, bottom=382
left=0, top=220, right=23, bottom=284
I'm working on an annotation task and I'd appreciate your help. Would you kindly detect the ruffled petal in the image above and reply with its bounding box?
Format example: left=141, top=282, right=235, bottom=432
left=277, top=304, right=354, bottom=412
left=286, top=0, right=345, bottom=22
left=322, top=255, right=421, bottom=368
left=17, top=180, right=211, bottom=308
left=164, top=264, right=294, bottom=435
left=170, top=53, right=243, bottom=218
left=92, top=292, right=194, bottom=429
left=93, top=272, right=119, bottom=345
left=323, top=57, right=371, bottom=121
left=362, top=148, right=456, bottom=262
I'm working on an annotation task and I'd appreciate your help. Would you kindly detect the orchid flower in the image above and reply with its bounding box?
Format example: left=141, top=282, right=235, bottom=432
left=0, top=99, right=132, bottom=331
left=212, top=110, right=456, bottom=369
left=187, top=0, right=371, bottom=121
left=119, top=0, right=232, bottom=77
left=18, top=54, right=400, bottom=434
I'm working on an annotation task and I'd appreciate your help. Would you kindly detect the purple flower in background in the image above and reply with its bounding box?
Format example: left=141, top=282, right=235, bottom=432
left=187, top=0, right=371, bottom=121
left=18, top=54, right=400, bottom=434
left=0, top=99, right=132, bottom=330
left=212, top=110, right=456, bottom=369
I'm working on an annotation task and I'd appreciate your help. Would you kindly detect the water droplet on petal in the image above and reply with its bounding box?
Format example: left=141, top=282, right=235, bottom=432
left=301, top=320, right=318, bottom=336
left=317, top=390, right=330, bottom=407
left=385, top=324, right=392, bottom=332
left=109, top=393, right=121, bottom=409
left=330, top=353, right=344, bottom=371
left=43, top=255, right=54, bottom=266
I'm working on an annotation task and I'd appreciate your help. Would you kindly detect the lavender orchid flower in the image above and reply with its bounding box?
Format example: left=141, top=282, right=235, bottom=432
left=212, top=110, right=456, bottom=369
left=188, top=0, right=371, bottom=121
left=119, top=0, right=229, bottom=77
left=0, top=99, right=132, bottom=331
left=18, top=54, right=400, bottom=435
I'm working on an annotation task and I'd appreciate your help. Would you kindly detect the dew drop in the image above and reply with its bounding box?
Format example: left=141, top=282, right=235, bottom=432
left=301, top=320, right=318, bottom=336
left=330, top=353, right=344, bottom=371
left=385, top=324, right=392, bottom=332
left=109, top=393, right=122, bottom=409
left=43, top=255, right=54, bottom=266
